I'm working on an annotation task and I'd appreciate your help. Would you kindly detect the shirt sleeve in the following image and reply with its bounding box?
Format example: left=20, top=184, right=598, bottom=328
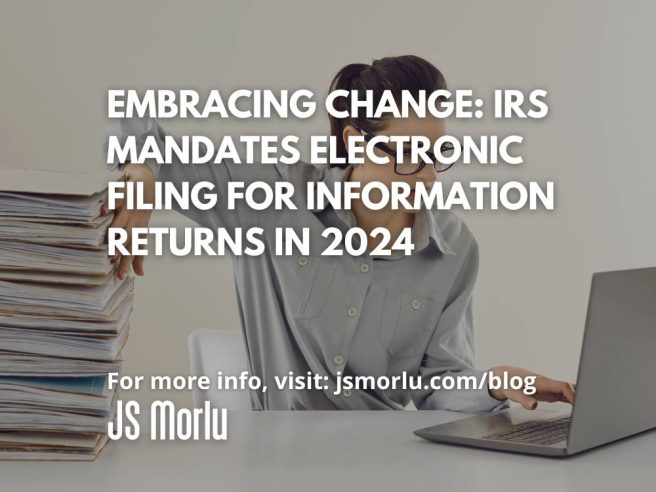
left=411, top=235, right=510, bottom=414
left=104, top=116, right=285, bottom=230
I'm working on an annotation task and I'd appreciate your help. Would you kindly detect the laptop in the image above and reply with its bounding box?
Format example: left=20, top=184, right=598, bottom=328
left=414, top=267, right=656, bottom=457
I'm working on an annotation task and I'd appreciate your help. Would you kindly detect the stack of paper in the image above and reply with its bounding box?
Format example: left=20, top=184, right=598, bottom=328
left=0, top=169, right=130, bottom=461
left=0, top=376, right=114, bottom=460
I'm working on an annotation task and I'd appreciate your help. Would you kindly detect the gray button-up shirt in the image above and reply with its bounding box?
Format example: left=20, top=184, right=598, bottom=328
left=108, top=118, right=509, bottom=413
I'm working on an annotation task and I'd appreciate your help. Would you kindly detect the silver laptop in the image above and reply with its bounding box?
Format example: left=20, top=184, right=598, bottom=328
left=414, top=267, right=656, bottom=457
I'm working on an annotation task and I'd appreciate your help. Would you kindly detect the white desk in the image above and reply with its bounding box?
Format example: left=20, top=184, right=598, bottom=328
left=2, top=409, right=655, bottom=492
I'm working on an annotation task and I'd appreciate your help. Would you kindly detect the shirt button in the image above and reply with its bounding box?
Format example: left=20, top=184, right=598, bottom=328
left=359, top=263, right=370, bottom=273
left=342, top=388, right=353, bottom=398
left=347, top=307, right=358, bottom=317
left=333, top=354, right=344, bottom=365
left=297, top=256, right=308, bottom=266
left=411, top=299, right=421, bottom=310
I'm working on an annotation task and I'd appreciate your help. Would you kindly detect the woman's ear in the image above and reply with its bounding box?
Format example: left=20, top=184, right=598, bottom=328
left=342, top=125, right=360, bottom=154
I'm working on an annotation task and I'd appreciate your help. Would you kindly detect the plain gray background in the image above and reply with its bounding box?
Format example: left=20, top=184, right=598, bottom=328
left=1, top=0, right=655, bottom=407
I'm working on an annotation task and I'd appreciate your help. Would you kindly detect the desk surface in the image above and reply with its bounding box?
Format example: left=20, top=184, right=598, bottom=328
left=2, top=409, right=655, bottom=492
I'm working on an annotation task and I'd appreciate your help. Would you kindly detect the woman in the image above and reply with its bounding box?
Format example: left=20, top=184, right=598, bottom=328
left=106, top=55, right=575, bottom=411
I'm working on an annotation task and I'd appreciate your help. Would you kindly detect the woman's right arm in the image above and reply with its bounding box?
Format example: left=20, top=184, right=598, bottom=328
left=104, top=116, right=284, bottom=278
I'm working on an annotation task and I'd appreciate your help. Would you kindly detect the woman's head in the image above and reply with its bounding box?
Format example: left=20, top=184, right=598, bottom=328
left=328, top=55, right=449, bottom=199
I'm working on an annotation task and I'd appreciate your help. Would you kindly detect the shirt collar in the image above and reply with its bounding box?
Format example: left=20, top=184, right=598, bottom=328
left=314, top=164, right=455, bottom=257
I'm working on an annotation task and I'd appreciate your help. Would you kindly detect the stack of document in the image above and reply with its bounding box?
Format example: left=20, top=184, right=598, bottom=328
left=0, top=169, right=130, bottom=460
left=0, top=375, right=114, bottom=460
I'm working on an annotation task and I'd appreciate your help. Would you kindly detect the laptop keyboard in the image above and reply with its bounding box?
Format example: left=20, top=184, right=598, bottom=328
left=482, top=416, right=571, bottom=446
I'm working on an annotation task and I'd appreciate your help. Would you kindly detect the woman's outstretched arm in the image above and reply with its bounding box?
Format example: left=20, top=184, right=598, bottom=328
left=103, top=116, right=285, bottom=278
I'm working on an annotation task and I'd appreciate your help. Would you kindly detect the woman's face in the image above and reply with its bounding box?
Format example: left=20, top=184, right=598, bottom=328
left=345, top=114, right=446, bottom=213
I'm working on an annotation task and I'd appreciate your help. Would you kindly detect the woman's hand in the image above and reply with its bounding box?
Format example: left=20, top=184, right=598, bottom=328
left=101, top=163, right=155, bottom=279
left=487, top=365, right=576, bottom=410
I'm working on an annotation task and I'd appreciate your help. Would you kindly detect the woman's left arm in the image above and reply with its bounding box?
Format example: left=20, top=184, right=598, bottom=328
left=486, top=365, right=575, bottom=409
left=411, top=235, right=575, bottom=413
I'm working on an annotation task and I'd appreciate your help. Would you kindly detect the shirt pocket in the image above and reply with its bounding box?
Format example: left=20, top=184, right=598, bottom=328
left=287, top=254, right=336, bottom=320
left=378, top=288, right=443, bottom=358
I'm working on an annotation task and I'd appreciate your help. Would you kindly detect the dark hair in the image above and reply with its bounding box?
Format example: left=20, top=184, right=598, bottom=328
left=328, top=55, right=447, bottom=168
